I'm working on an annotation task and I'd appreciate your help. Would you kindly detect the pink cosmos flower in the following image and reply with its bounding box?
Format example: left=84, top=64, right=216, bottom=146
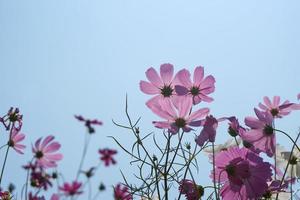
left=262, top=180, right=290, bottom=199
left=242, top=108, right=275, bottom=157
left=227, top=117, right=245, bottom=137
left=8, top=128, right=26, bottom=154
left=28, top=192, right=45, bottom=200
left=59, top=181, right=83, bottom=196
left=195, top=115, right=218, bottom=146
left=179, top=179, right=204, bottom=200
left=175, top=66, right=215, bottom=104
left=74, top=115, right=103, bottom=134
left=149, top=97, right=209, bottom=134
left=258, top=96, right=293, bottom=118
left=0, top=107, right=23, bottom=131
left=213, top=147, right=272, bottom=200
left=32, top=135, right=63, bottom=168
left=98, top=148, right=117, bottom=166
left=30, top=170, right=52, bottom=190
left=140, top=63, right=179, bottom=106
left=114, top=184, right=132, bottom=200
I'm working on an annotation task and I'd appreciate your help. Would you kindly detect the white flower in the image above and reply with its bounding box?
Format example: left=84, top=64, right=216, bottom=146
left=203, top=138, right=241, bottom=154
left=276, top=144, right=300, bottom=178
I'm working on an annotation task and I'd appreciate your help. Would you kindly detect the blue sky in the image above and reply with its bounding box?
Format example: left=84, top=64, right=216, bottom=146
left=1, top=0, right=300, bottom=199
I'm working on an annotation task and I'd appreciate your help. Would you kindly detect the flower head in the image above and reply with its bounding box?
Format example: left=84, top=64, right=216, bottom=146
left=74, top=115, right=103, bottom=134
left=213, top=147, right=272, bottom=200
left=30, top=170, right=52, bottom=190
left=242, top=108, right=275, bottom=157
left=98, top=148, right=117, bottom=166
left=149, top=97, right=209, bottom=134
left=276, top=144, right=300, bottom=178
left=140, top=63, right=179, bottom=106
left=8, top=128, right=26, bottom=154
left=28, top=192, right=45, bottom=200
left=59, top=181, right=82, bottom=196
left=32, top=135, right=63, bottom=168
left=114, top=184, right=132, bottom=200
left=175, top=66, right=215, bottom=104
left=195, top=115, right=218, bottom=146
left=227, top=117, right=245, bottom=138
left=0, top=191, right=12, bottom=200
left=179, top=179, right=204, bottom=200
left=0, top=107, right=23, bottom=131
left=258, top=96, right=293, bottom=118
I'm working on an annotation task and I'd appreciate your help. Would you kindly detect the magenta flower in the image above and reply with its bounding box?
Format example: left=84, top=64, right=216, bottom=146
left=98, top=148, right=117, bottom=166
left=0, top=191, right=12, bottom=200
left=8, top=128, right=26, bottom=154
left=30, top=170, right=52, bottom=190
left=59, top=181, right=83, bottom=196
left=140, top=63, right=179, bottom=106
left=195, top=115, right=218, bottom=146
left=0, top=107, right=23, bottom=131
left=148, top=97, right=209, bottom=134
left=175, top=66, right=215, bottom=104
left=32, top=135, right=63, bottom=168
left=28, top=192, right=45, bottom=200
left=114, top=184, right=132, bottom=200
left=258, top=96, right=293, bottom=118
left=242, top=108, right=275, bottom=157
left=213, top=147, right=272, bottom=200
left=179, top=179, right=204, bottom=200
left=74, top=115, right=103, bottom=134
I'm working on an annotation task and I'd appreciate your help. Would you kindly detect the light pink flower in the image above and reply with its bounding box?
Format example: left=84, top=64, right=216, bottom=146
left=98, top=148, right=117, bottom=166
left=59, top=181, right=82, bottom=196
left=149, top=97, right=209, bottom=134
left=8, top=128, right=26, bottom=154
left=214, top=147, right=272, bottom=200
left=242, top=108, right=275, bottom=157
left=175, top=66, right=215, bottom=104
left=50, top=194, right=59, bottom=200
left=32, top=135, right=63, bottom=168
left=140, top=63, right=179, bottom=106
left=114, top=184, right=132, bottom=200
left=258, top=96, right=293, bottom=118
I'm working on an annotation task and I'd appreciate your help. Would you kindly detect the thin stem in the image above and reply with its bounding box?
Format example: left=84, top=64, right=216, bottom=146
left=24, top=167, right=30, bottom=200
left=0, top=123, right=14, bottom=186
left=273, top=121, right=277, bottom=180
left=234, top=137, right=239, bottom=146
left=163, top=133, right=171, bottom=200
left=212, top=142, right=219, bottom=200
left=0, top=145, right=9, bottom=186
left=274, top=129, right=300, bottom=152
left=291, top=165, right=293, bottom=200
left=0, top=144, right=7, bottom=150
left=177, top=143, right=198, bottom=200
left=76, top=133, right=91, bottom=180
left=275, top=131, right=300, bottom=200
left=166, top=131, right=184, bottom=173
left=154, top=161, right=162, bottom=200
